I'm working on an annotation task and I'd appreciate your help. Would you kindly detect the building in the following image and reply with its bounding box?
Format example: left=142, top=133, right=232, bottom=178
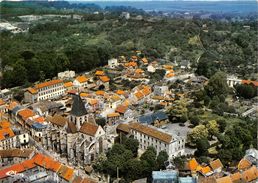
left=57, top=70, right=75, bottom=79
left=73, top=75, right=88, bottom=88
left=226, top=75, right=241, bottom=87
left=24, top=80, right=65, bottom=103
left=108, top=58, right=118, bottom=68
left=152, top=170, right=178, bottom=183
left=120, top=122, right=185, bottom=158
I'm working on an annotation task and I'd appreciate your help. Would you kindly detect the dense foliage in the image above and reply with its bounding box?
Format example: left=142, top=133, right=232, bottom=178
left=94, top=136, right=168, bottom=182
left=0, top=2, right=257, bottom=88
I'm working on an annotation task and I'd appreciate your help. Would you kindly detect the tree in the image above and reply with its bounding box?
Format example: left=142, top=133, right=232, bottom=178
left=206, top=120, right=219, bottom=138
left=205, top=71, right=229, bottom=98
left=140, top=146, right=157, bottom=178
left=123, top=136, right=139, bottom=157
left=195, top=137, right=210, bottom=156
left=168, top=99, right=188, bottom=122
left=217, top=119, right=227, bottom=133
left=156, top=151, right=169, bottom=170
left=189, top=116, right=200, bottom=126
left=235, top=84, right=257, bottom=99
left=124, top=159, right=143, bottom=181
left=187, top=125, right=209, bottom=143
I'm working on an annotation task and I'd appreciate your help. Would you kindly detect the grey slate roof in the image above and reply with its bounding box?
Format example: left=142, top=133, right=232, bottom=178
left=138, top=111, right=168, bottom=124
left=70, top=94, right=87, bottom=117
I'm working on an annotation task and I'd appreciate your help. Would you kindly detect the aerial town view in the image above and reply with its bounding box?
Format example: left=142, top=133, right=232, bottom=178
left=0, top=0, right=257, bottom=182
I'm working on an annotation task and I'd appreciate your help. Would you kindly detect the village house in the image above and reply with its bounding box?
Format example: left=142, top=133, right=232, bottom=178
left=64, top=81, right=74, bottom=92
left=107, top=112, right=120, bottom=125
left=73, top=75, right=88, bottom=89
left=0, top=148, right=34, bottom=167
left=0, top=120, right=29, bottom=150
left=24, top=79, right=65, bottom=103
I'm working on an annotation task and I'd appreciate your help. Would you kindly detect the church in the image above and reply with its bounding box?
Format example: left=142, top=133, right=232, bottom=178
left=42, top=94, right=112, bottom=166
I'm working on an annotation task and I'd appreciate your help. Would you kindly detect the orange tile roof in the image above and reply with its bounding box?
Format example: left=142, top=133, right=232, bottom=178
left=131, top=55, right=138, bottom=60
left=99, top=76, right=110, bottom=82
left=111, top=95, right=121, bottom=102
left=166, top=73, right=175, bottom=78
left=242, top=166, right=258, bottom=182
left=142, top=86, right=151, bottom=96
left=210, top=159, right=223, bottom=171
left=96, top=90, right=105, bottom=96
left=0, top=120, right=11, bottom=128
left=107, top=113, right=120, bottom=118
left=116, top=105, right=128, bottom=114
left=8, top=101, right=19, bottom=110
left=76, top=76, right=88, bottom=83
left=88, top=99, right=98, bottom=105
left=0, top=127, right=15, bottom=141
left=27, top=87, right=38, bottom=94
left=163, top=65, right=173, bottom=70
left=238, top=159, right=252, bottom=170
left=95, top=70, right=105, bottom=76
left=241, top=80, right=258, bottom=87
left=79, top=122, right=99, bottom=136
left=125, top=61, right=137, bottom=67
left=34, top=116, right=45, bottom=123
left=200, top=166, right=212, bottom=175
left=35, top=79, right=63, bottom=89
left=18, top=109, right=35, bottom=121
left=57, top=165, right=74, bottom=181
left=129, top=122, right=172, bottom=144
left=64, top=82, right=73, bottom=88
left=123, top=99, right=131, bottom=107
left=135, top=69, right=144, bottom=74
left=188, top=158, right=199, bottom=171
left=230, top=172, right=242, bottom=182
left=116, top=90, right=125, bottom=95
left=80, top=92, right=89, bottom=98
left=141, top=57, right=148, bottom=63
left=135, top=91, right=144, bottom=100
left=0, top=99, right=5, bottom=106
left=216, top=176, right=232, bottom=183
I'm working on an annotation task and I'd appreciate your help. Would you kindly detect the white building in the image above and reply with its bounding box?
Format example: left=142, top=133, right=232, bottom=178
left=108, top=58, right=119, bottom=68
left=57, top=70, right=75, bottom=79
left=226, top=75, right=242, bottom=88
left=24, top=79, right=65, bottom=103
left=0, top=133, right=29, bottom=150
left=128, top=123, right=185, bottom=158
left=147, top=64, right=156, bottom=73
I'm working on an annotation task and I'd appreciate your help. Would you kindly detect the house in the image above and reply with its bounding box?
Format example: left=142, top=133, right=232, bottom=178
left=0, top=99, right=7, bottom=114
left=97, top=76, right=110, bottom=90
left=17, top=108, right=35, bottom=126
left=138, top=111, right=169, bottom=126
left=73, top=75, right=88, bottom=88
left=64, top=82, right=74, bottom=91
left=141, top=57, right=148, bottom=65
left=0, top=120, right=29, bottom=150
left=210, top=159, right=223, bottom=173
left=147, top=63, right=157, bottom=73
left=108, top=58, right=118, bottom=68
left=125, top=122, right=185, bottom=158
left=107, top=113, right=120, bottom=125
left=95, top=70, right=105, bottom=76
left=0, top=148, right=34, bottom=167
left=180, top=60, right=191, bottom=69
left=24, top=79, right=65, bottom=103
left=153, top=85, right=169, bottom=96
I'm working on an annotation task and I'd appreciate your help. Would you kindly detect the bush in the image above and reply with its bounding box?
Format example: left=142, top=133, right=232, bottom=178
left=189, top=116, right=200, bottom=126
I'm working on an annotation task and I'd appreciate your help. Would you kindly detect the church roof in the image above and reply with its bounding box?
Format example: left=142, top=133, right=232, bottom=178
left=70, top=94, right=87, bottom=117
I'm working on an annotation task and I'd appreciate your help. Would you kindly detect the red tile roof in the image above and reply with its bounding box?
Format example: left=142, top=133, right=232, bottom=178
left=79, top=122, right=99, bottom=137
left=35, top=79, right=63, bottom=89
left=76, top=76, right=88, bottom=83
left=18, top=109, right=35, bottom=121
left=129, top=123, right=172, bottom=144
